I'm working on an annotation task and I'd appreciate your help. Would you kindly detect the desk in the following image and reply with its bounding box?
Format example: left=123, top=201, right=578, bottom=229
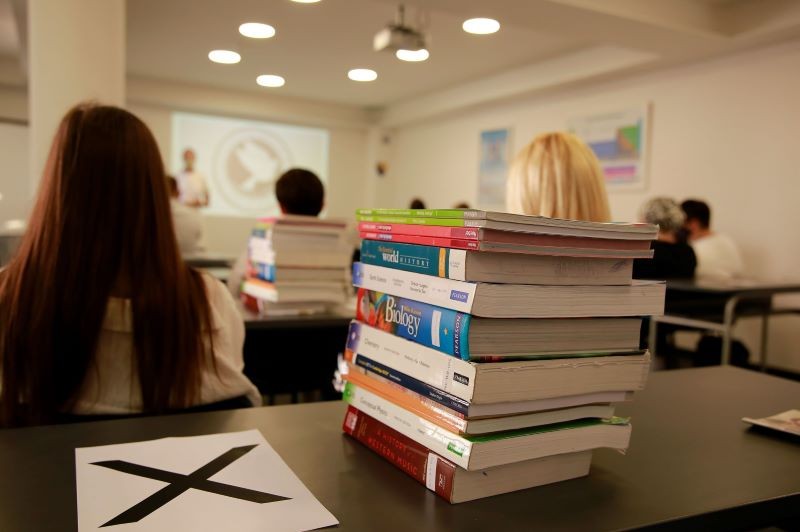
left=1, top=367, right=798, bottom=531
left=241, top=305, right=353, bottom=402
left=650, top=278, right=800, bottom=366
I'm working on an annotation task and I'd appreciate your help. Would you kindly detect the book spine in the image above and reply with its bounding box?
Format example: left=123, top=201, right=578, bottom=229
left=356, top=288, right=472, bottom=360
left=250, top=262, right=276, bottom=282
left=345, top=351, right=471, bottom=415
left=346, top=321, right=476, bottom=401
left=356, top=215, right=468, bottom=227
left=361, top=232, right=480, bottom=251
left=356, top=208, right=468, bottom=218
left=361, top=240, right=473, bottom=281
left=248, top=236, right=273, bottom=264
left=358, top=223, right=483, bottom=240
left=343, top=383, right=473, bottom=469
left=352, top=262, right=477, bottom=314
left=342, top=405, right=457, bottom=502
left=345, top=367, right=468, bottom=433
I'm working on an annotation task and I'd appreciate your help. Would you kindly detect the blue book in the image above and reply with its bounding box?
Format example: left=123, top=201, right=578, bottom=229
left=360, top=240, right=469, bottom=280
left=356, top=288, right=472, bottom=360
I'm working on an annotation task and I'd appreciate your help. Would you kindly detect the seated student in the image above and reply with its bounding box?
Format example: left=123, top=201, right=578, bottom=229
left=0, top=104, right=260, bottom=427
left=506, top=131, right=611, bottom=222
left=227, top=168, right=325, bottom=295
left=409, top=198, right=426, bottom=209
left=633, top=197, right=697, bottom=279
left=681, top=199, right=743, bottom=280
left=167, top=175, right=205, bottom=255
left=454, top=202, right=470, bottom=209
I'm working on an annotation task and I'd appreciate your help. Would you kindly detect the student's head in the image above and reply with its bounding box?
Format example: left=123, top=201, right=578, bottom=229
left=167, top=175, right=180, bottom=198
left=0, top=103, right=214, bottom=427
left=454, top=202, right=470, bottom=209
left=640, top=197, right=685, bottom=242
left=275, top=168, right=324, bottom=216
left=182, top=148, right=196, bottom=170
left=506, top=132, right=611, bottom=222
left=409, top=198, right=426, bottom=210
left=681, top=199, right=711, bottom=240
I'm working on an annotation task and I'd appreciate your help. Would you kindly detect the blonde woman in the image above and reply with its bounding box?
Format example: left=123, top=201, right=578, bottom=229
left=506, top=132, right=611, bottom=222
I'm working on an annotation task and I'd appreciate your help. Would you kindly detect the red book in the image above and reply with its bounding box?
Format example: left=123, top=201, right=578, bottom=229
left=342, top=405, right=593, bottom=503
left=358, top=222, right=650, bottom=252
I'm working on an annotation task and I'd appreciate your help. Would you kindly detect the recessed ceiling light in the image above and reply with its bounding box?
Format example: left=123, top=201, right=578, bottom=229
left=462, top=18, right=500, bottom=35
left=208, top=49, right=241, bottom=64
left=291, top=0, right=321, bottom=3
left=348, top=68, right=378, bottom=82
left=396, top=48, right=429, bottom=62
left=239, top=22, right=276, bottom=39
left=257, top=74, right=285, bottom=87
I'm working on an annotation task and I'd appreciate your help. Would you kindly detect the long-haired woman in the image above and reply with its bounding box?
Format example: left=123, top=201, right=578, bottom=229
left=506, top=131, right=611, bottom=222
left=0, top=104, right=259, bottom=427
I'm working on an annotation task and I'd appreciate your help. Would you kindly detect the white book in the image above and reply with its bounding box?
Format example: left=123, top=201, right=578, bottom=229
left=346, top=321, right=652, bottom=404
left=352, top=263, right=665, bottom=318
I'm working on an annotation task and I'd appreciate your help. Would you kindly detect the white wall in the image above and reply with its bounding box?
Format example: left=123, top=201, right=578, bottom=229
left=0, top=79, right=373, bottom=256
left=377, top=40, right=800, bottom=371
left=0, top=121, right=29, bottom=224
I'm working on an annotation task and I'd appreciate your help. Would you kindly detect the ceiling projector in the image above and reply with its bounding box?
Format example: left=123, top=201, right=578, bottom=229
left=373, top=5, right=427, bottom=52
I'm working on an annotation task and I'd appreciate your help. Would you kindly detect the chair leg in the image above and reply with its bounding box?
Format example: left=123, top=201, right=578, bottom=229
left=759, top=314, right=769, bottom=372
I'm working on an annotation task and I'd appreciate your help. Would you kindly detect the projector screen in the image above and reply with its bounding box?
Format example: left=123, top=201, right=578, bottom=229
left=171, top=112, right=329, bottom=217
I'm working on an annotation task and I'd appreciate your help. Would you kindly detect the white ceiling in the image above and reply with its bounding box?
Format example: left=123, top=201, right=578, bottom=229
left=126, top=0, right=586, bottom=107
left=2, top=0, right=800, bottom=112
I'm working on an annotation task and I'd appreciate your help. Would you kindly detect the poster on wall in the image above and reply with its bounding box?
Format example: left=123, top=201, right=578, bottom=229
left=568, top=106, right=650, bottom=190
left=477, top=129, right=512, bottom=209
left=171, top=112, right=329, bottom=217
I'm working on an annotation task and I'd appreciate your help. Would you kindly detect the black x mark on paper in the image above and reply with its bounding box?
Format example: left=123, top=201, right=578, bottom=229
left=92, top=444, right=291, bottom=528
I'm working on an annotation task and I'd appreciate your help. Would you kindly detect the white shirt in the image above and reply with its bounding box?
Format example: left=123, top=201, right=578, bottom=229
left=171, top=198, right=205, bottom=255
left=72, top=274, right=261, bottom=414
left=691, top=232, right=744, bottom=281
left=177, top=169, right=209, bottom=206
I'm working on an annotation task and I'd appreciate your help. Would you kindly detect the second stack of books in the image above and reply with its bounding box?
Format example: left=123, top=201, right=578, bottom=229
left=341, top=208, right=665, bottom=502
left=241, top=215, right=352, bottom=315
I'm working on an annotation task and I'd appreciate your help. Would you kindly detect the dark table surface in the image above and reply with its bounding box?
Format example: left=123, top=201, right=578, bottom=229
left=1, top=367, right=798, bottom=531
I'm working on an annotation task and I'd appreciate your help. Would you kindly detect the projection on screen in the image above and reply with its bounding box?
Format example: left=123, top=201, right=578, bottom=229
left=171, top=113, right=329, bottom=217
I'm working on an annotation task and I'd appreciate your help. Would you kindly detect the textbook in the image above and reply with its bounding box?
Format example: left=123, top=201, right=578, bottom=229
left=346, top=362, right=632, bottom=419
left=355, top=209, right=657, bottom=240
left=342, top=405, right=593, bottom=503
left=242, top=278, right=348, bottom=304
left=359, top=232, right=653, bottom=259
left=356, top=289, right=642, bottom=359
left=358, top=222, right=653, bottom=252
left=353, top=262, right=666, bottom=318
left=360, top=240, right=637, bottom=284
left=343, top=374, right=615, bottom=435
left=250, top=263, right=348, bottom=283
left=343, top=383, right=632, bottom=470
left=345, top=321, right=652, bottom=404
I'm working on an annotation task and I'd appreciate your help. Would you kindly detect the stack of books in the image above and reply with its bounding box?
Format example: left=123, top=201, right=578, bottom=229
left=341, top=208, right=664, bottom=503
left=241, top=215, right=352, bottom=315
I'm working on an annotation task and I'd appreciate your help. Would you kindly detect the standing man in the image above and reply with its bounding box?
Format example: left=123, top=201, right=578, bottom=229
left=681, top=199, right=744, bottom=280
left=177, top=148, right=210, bottom=208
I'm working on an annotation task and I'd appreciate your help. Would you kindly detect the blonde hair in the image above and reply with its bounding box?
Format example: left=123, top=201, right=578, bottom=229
left=506, top=132, right=611, bottom=222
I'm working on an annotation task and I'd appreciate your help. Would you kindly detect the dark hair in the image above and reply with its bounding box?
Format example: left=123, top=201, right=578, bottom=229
left=681, top=199, right=711, bottom=228
left=0, top=103, right=214, bottom=427
left=409, top=198, right=426, bottom=209
left=167, top=175, right=179, bottom=197
left=454, top=202, right=470, bottom=209
left=275, top=168, right=324, bottom=216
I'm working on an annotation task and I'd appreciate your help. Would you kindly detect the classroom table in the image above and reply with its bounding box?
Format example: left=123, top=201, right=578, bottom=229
left=240, top=304, right=354, bottom=402
left=183, top=253, right=235, bottom=269
left=649, top=278, right=800, bottom=366
left=0, top=366, right=798, bottom=531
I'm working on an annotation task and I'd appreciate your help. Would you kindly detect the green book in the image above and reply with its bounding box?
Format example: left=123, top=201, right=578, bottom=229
left=355, top=208, right=658, bottom=239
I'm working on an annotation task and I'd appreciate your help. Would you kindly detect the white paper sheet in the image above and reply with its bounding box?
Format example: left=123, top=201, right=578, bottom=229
left=75, top=430, right=338, bottom=532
